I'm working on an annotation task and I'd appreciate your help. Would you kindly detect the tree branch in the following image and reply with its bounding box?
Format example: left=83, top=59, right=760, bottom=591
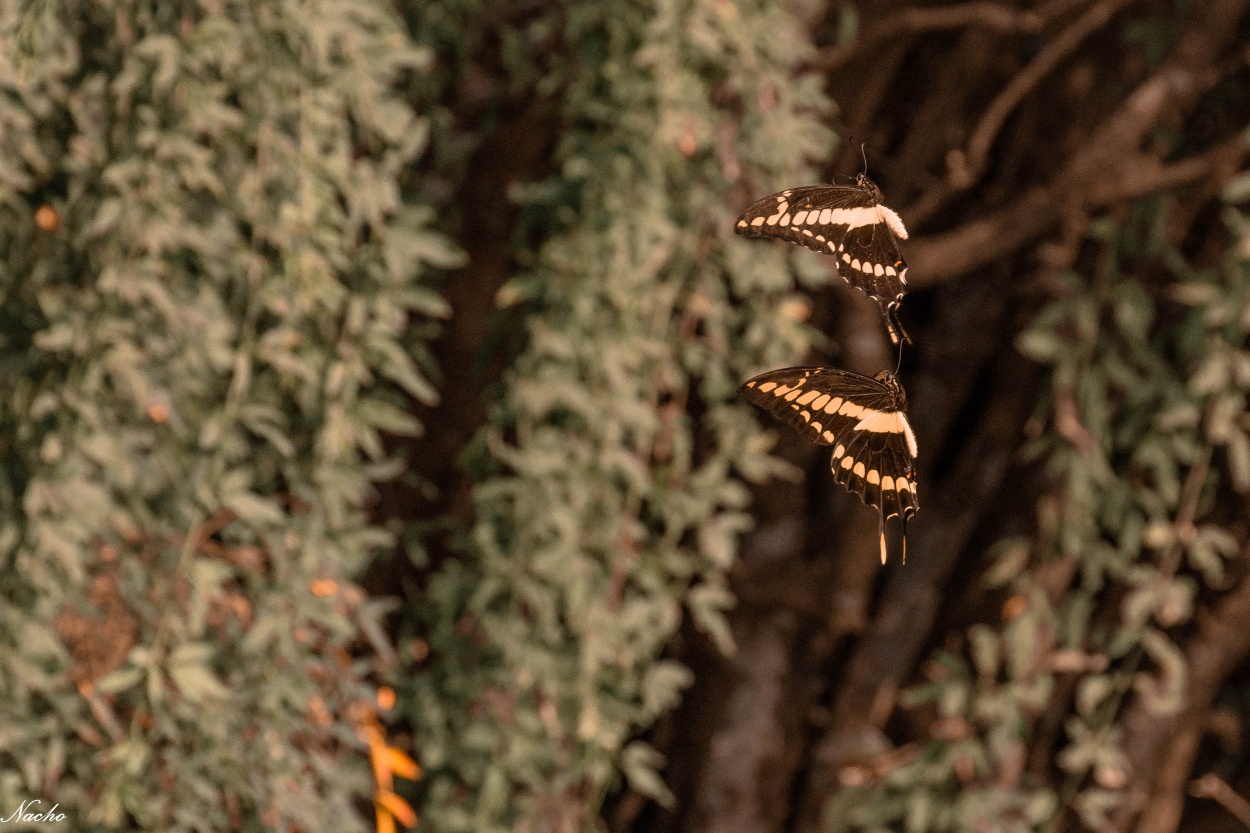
left=953, top=0, right=1136, bottom=186
left=792, top=352, right=1040, bottom=833
left=1113, top=557, right=1250, bottom=832
left=811, top=2, right=1046, bottom=73
left=1190, top=774, right=1250, bottom=830
left=905, top=0, right=1250, bottom=286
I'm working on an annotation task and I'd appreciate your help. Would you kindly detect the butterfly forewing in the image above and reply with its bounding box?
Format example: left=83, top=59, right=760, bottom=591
left=740, top=366, right=918, bottom=522
left=735, top=177, right=909, bottom=343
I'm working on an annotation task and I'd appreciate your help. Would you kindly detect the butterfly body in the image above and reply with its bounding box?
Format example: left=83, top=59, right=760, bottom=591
left=735, top=174, right=909, bottom=344
left=740, top=366, right=918, bottom=562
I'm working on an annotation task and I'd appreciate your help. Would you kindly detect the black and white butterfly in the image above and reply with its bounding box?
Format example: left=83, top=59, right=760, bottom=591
left=735, top=174, right=910, bottom=345
left=740, top=366, right=918, bottom=563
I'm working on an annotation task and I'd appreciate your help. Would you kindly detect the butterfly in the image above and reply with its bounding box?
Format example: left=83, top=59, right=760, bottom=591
left=735, top=174, right=910, bottom=345
left=740, top=366, right=918, bottom=563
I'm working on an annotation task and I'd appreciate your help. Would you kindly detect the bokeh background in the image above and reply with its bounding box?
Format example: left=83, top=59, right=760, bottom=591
left=3, top=1, right=1250, bottom=832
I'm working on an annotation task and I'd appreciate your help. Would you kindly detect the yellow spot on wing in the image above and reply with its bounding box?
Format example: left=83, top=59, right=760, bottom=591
left=867, top=470, right=880, bottom=484
left=797, top=390, right=820, bottom=405
left=840, top=455, right=854, bottom=470
left=853, top=461, right=865, bottom=477
left=757, top=382, right=776, bottom=392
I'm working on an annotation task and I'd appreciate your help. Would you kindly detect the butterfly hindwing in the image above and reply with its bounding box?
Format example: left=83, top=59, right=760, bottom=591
left=831, top=426, right=917, bottom=522
left=740, top=366, right=918, bottom=523
left=735, top=176, right=909, bottom=343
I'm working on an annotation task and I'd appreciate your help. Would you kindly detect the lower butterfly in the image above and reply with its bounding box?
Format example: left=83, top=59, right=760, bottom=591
left=740, top=366, right=918, bottom=563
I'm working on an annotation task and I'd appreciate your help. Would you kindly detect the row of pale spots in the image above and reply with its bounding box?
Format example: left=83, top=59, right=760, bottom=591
left=735, top=174, right=918, bottom=564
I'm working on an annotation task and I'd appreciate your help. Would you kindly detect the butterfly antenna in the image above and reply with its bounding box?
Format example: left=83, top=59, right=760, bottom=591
left=894, top=337, right=904, bottom=375
left=838, top=133, right=857, bottom=183
left=861, top=143, right=868, bottom=177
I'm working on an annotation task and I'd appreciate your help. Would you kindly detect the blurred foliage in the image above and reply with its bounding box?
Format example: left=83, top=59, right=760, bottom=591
left=5, top=2, right=1248, bottom=833
left=404, top=0, right=835, bottom=830
left=826, top=194, right=1250, bottom=832
left=0, top=0, right=450, bottom=829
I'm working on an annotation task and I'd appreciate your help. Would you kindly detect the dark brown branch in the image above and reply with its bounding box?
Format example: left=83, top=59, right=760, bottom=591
left=908, top=187, right=1054, bottom=287
left=1190, top=774, right=1250, bottom=830
left=953, top=0, right=1136, bottom=186
left=1084, top=133, right=1250, bottom=206
left=811, top=2, right=1045, bottom=73
left=1113, top=558, right=1250, bottom=832
left=680, top=286, right=892, bottom=833
left=906, top=0, right=1250, bottom=286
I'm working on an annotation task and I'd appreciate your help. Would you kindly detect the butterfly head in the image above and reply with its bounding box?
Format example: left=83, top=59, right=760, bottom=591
left=873, top=370, right=906, bottom=405
left=855, top=172, right=883, bottom=202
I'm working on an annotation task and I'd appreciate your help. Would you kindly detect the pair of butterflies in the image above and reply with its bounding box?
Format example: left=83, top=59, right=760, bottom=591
left=735, top=174, right=918, bottom=563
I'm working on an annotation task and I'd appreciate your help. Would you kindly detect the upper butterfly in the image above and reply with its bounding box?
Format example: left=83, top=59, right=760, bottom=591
left=735, top=174, right=910, bottom=344
left=740, top=365, right=918, bottom=564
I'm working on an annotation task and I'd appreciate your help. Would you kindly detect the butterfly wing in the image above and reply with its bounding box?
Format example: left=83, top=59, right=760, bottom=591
left=836, top=219, right=909, bottom=343
left=740, top=366, right=918, bottom=520
left=831, top=424, right=918, bottom=522
left=735, top=185, right=873, bottom=252
left=735, top=183, right=910, bottom=343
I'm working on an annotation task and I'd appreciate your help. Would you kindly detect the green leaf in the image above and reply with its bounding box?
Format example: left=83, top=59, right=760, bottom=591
left=620, top=741, right=674, bottom=807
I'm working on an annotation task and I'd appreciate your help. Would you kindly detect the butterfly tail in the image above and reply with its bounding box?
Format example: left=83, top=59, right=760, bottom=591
left=902, top=516, right=908, bottom=565
left=884, top=301, right=910, bottom=346
left=879, top=508, right=887, bottom=566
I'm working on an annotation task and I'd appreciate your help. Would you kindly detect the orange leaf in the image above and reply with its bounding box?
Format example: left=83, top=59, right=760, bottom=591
left=310, top=579, right=339, bottom=597
left=380, top=746, right=421, bottom=782
left=371, top=746, right=394, bottom=792
left=375, top=803, right=396, bottom=833
left=377, top=790, right=418, bottom=828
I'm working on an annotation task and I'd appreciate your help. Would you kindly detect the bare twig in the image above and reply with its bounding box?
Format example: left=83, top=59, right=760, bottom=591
left=1190, top=773, right=1250, bottom=829
left=907, top=0, right=1250, bottom=286
left=811, top=2, right=1045, bottom=73
left=907, top=187, right=1055, bottom=287
left=953, top=0, right=1137, bottom=186
left=1086, top=133, right=1250, bottom=206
